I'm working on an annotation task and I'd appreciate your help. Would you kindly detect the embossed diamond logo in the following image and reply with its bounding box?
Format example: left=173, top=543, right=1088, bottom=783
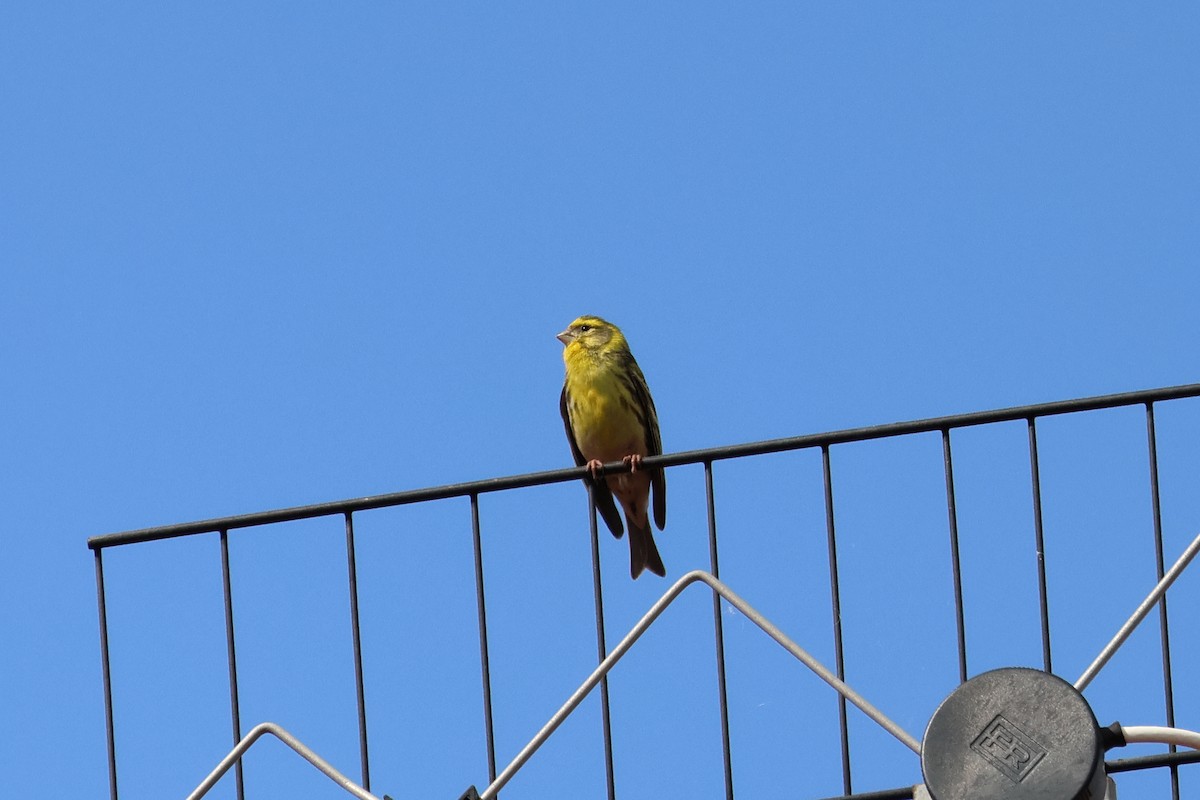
left=970, top=714, right=1047, bottom=783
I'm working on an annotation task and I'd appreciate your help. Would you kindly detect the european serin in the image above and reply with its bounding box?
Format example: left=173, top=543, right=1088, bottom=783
left=558, top=315, right=667, bottom=578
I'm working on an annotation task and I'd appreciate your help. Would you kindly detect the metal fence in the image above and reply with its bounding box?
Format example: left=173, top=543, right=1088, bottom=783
left=90, top=383, right=1200, bottom=800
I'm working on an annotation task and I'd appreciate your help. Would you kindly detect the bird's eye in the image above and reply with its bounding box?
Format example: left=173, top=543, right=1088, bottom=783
left=579, top=324, right=592, bottom=332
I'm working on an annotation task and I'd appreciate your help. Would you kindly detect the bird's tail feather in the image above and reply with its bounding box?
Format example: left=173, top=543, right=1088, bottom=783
left=628, top=518, right=666, bottom=579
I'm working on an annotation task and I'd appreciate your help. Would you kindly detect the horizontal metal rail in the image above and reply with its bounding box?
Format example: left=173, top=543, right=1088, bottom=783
left=185, top=722, right=379, bottom=800
left=88, top=382, right=1200, bottom=549
left=815, top=749, right=1200, bottom=800
left=817, top=788, right=918, bottom=800
left=478, top=569, right=920, bottom=800
left=1106, top=748, right=1200, bottom=774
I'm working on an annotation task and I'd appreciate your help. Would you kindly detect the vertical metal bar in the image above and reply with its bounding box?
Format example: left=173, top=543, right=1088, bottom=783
left=821, top=446, right=851, bottom=795
left=344, top=513, right=371, bottom=791
left=941, top=429, right=968, bottom=683
left=94, top=548, right=119, bottom=800
left=1026, top=418, right=1052, bottom=673
left=1144, top=403, right=1180, bottom=800
left=219, top=530, right=245, bottom=800
left=587, top=485, right=617, bottom=800
left=470, top=494, right=499, bottom=786
left=704, top=461, right=735, bottom=800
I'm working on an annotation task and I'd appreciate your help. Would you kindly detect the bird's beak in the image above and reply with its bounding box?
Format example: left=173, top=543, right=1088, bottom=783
left=556, top=329, right=573, bottom=346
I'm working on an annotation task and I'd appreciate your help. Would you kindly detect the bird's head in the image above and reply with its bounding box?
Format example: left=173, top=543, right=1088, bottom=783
left=557, top=315, right=627, bottom=356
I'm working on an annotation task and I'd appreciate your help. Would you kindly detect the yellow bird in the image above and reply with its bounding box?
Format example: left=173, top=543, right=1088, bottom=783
left=558, top=315, right=667, bottom=578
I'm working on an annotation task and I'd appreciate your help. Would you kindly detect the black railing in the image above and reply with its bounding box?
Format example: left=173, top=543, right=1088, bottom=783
left=91, top=382, right=1200, bottom=800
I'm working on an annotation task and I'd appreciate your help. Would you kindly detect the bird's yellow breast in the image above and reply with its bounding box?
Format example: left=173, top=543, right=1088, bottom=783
left=564, top=352, right=645, bottom=463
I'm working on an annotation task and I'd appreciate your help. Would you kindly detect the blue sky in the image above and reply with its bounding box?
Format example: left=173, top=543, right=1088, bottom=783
left=3, top=3, right=1199, bottom=799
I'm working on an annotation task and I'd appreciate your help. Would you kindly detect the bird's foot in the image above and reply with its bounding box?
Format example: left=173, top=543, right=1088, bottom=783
left=586, top=459, right=605, bottom=479
left=623, top=454, right=643, bottom=472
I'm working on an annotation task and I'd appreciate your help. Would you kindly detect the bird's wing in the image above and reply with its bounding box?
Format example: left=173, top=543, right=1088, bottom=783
left=624, top=356, right=667, bottom=531
left=559, top=384, right=587, bottom=467
left=650, top=463, right=667, bottom=531
left=561, top=384, right=625, bottom=538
